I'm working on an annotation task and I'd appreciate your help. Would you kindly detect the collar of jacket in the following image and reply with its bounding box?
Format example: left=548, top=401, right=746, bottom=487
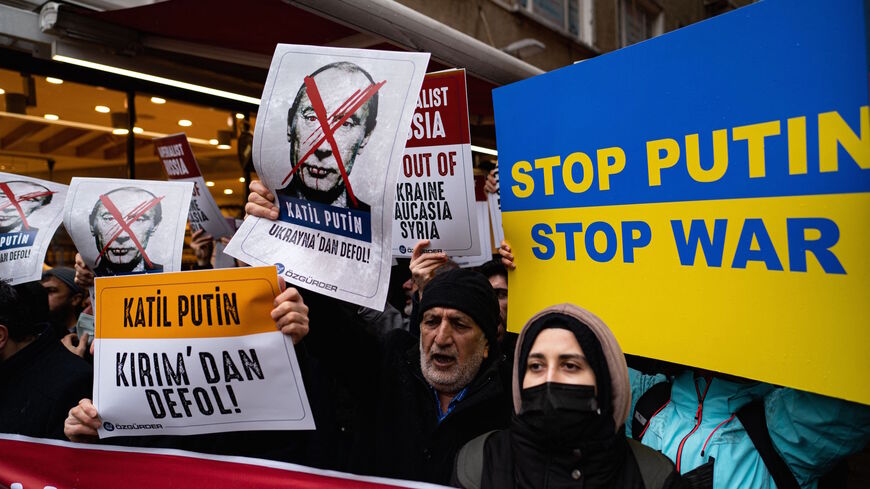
left=671, top=370, right=774, bottom=416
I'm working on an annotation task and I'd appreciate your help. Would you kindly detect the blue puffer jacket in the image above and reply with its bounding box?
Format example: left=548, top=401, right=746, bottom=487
left=628, top=369, right=870, bottom=488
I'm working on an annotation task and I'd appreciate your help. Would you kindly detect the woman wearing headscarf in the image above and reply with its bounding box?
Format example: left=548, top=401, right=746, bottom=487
left=453, top=303, right=685, bottom=489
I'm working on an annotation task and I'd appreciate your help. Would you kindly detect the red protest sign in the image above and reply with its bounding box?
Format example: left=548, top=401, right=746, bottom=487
left=155, top=134, right=202, bottom=179
left=405, top=70, right=470, bottom=149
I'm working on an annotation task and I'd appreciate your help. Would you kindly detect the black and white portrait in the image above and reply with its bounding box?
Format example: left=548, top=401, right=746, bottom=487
left=89, top=187, right=164, bottom=276
left=278, top=62, right=382, bottom=212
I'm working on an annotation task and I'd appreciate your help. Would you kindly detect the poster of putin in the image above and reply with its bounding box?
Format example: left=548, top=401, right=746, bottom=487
left=0, top=173, right=68, bottom=285
left=63, top=178, right=192, bottom=278
left=226, top=45, right=429, bottom=310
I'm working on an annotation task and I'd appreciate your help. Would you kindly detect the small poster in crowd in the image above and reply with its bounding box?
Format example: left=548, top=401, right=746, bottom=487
left=454, top=175, right=493, bottom=268
left=487, top=167, right=504, bottom=247
left=62, top=177, right=193, bottom=277
left=392, top=69, right=480, bottom=258
left=154, top=133, right=234, bottom=239
left=92, top=266, right=315, bottom=438
left=225, top=44, right=429, bottom=310
left=0, top=173, right=67, bottom=285
left=213, top=218, right=243, bottom=269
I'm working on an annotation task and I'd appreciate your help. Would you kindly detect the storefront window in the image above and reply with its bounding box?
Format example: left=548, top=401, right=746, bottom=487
left=0, top=67, right=257, bottom=267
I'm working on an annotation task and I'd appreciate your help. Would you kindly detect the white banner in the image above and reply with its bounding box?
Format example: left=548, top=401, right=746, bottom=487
left=226, top=44, right=429, bottom=310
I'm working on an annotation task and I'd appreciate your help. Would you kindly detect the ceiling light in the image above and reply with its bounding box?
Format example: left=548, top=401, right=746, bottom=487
left=238, top=177, right=246, bottom=183
left=44, top=114, right=59, bottom=121
left=150, top=97, right=166, bottom=104
left=95, top=105, right=110, bottom=113
left=112, top=128, right=129, bottom=135
left=209, top=139, right=219, bottom=145
left=52, top=54, right=260, bottom=105
left=45, top=77, right=64, bottom=85
left=0, top=88, right=5, bottom=95
left=470, top=144, right=498, bottom=156
left=0, top=110, right=214, bottom=145
left=217, top=144, right=231, bottom=150
left=178, top=119, right=192, bottom=127
left=223, top=189, right=233, bottom=195
left=235, top=113, right=245, bottom=119
left=206, top=181, right=215, bottom=187
left=133, top=127, right=144, bottom=134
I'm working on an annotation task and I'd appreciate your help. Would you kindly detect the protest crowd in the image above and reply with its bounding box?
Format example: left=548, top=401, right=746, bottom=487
left=1, top=2, right=869, bottom=487
left=0, top=166, right=867, bottom=489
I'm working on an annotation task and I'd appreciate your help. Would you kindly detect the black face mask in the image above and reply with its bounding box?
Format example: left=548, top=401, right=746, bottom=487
left=515, top=382, right=610, bottom=451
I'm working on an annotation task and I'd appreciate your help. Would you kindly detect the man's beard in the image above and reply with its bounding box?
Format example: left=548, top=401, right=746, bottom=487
left=420, top=339, right=487, bottom=396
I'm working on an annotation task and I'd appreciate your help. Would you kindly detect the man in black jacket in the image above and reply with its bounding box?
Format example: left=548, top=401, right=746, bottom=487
left=0, top=281, right=92, bottom=440
left=302, top=268, right=512, bottom=485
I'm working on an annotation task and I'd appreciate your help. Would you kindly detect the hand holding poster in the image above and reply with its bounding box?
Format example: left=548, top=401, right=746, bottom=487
left=155, top=133, right=235, bottom=239
left=0, top=173, right=67, bottom=284
left=93, top=266, right=314, bottom=437
left=63, top=177, right=193, bottom=277
left=226, top=45, right=429, bottom=310
left=493, top=0, right=870, bottom=404
left=392, top=69, right=480, bottom=258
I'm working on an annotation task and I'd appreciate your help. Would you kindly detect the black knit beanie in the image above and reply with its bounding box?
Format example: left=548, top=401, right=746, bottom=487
left=419, top=268, right=500, bottom=347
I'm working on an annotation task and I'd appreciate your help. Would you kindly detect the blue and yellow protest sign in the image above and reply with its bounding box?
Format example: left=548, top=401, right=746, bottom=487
left=493, top=0, right=870, bottom=404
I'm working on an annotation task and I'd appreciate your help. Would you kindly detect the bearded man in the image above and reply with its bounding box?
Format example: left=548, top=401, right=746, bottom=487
left=299, top=267, right=510, bottom=485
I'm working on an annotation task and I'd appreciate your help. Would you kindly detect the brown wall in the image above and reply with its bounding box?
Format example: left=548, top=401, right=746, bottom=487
left=394, top=0, right=597, bottom=72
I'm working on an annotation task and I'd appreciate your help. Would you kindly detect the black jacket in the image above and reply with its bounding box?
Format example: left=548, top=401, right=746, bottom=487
left=302, top=290, right=512, bottom=485
left=471, top=428, right=685, bottom=489
left=0, top=328, right=93, bottom=440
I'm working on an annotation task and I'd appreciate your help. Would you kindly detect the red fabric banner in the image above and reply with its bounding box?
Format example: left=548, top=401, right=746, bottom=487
left=0, top=435, right=447, bottom=489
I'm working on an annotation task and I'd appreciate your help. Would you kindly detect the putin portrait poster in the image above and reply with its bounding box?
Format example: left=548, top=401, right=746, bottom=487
left=63, top=177, right=193, bottom=278
left=0, top=173, right=67, bottom=285
left=226, top=45, right=429, bottom=310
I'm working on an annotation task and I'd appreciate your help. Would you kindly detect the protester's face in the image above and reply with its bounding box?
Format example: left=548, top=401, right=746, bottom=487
left=522, top=328, right=596, bottom=389
left=93, top=189, right=159, bottom=267
left=289, top=68, right=372, bottom=194
left=488, top=274, right=508, bottom=342
left=420, top=307, right=488, bottom=395
left=40, top=276, right=75, bottom=314
left=0, top=181, right=46, bottom=233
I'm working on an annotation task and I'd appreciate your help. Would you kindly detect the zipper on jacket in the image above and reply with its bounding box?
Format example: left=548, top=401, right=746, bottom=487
left=700, top=414, right=736, bottom=457
left=675, top=375, right=712, bottom=472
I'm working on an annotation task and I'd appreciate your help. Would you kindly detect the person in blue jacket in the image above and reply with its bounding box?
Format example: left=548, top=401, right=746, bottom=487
left=628, top=368, right=870, bottom=489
